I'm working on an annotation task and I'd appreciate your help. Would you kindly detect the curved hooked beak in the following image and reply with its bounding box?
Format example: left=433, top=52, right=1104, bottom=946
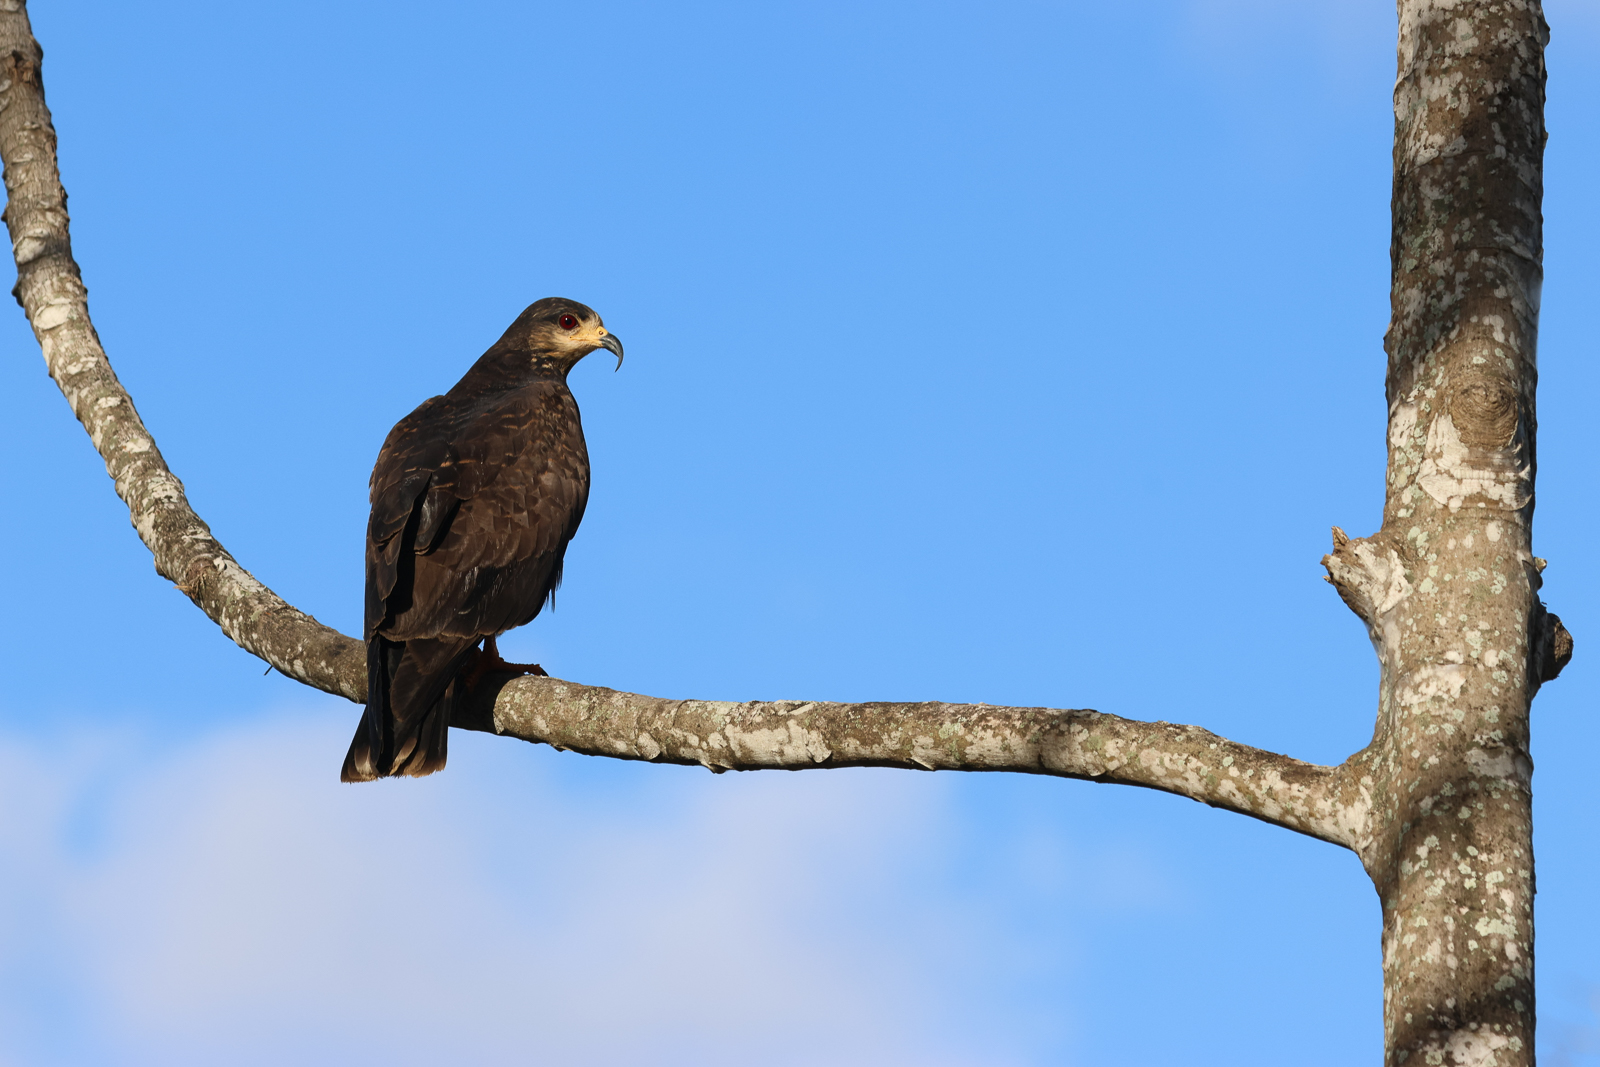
left=598, top=332, right=624, bottom=371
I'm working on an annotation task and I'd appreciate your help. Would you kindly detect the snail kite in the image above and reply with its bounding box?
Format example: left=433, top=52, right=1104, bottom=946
left=341, top=298, right=623, bottom=781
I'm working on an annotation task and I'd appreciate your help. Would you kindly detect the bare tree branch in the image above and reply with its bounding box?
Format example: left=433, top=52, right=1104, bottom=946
left=0, top=3, right=365, bottom=702
left=460, top=678, right=1370, bottom=849
left=0, top=0, right=1357, bottom=849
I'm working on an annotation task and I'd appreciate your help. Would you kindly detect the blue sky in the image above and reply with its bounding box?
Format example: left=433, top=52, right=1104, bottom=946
left=0, top=1, right=1596, bottom=1063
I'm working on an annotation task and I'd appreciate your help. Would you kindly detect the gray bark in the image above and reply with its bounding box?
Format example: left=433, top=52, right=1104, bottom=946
left=458, top=678, right=1369, bottom=849
left=0, top=0, right=1568, bottom=1061
left=1321, top=1, right=1565, bottom=1063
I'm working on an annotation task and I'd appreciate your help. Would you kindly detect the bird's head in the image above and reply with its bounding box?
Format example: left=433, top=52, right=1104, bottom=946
left=514, top=297, right=624, bottom=372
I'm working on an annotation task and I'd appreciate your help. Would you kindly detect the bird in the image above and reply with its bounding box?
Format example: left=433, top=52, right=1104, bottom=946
left=341, top=297, right=623, bottom=782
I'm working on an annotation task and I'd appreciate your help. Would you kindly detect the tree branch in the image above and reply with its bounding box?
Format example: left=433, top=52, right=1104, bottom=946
left=0, top=0, right=1362, bottom=851
left=460, top=677, right=1368, bottom=849
left=0, top=2, right=366, bottom=702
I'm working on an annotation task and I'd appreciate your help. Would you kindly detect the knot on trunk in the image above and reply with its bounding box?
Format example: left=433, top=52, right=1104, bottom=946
left=1448, top=371, right=1520, bottom=450
left=1532, top=605, right=1573, bottom=685
left=0, top=41, right=44, bottom=87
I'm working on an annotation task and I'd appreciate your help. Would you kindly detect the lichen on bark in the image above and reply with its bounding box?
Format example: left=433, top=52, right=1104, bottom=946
left=1321, top=2, right=1562, bottom=1062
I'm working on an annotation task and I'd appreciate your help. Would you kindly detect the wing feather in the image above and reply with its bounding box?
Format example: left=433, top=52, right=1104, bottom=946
left=367, top=380, right=589, bottom=643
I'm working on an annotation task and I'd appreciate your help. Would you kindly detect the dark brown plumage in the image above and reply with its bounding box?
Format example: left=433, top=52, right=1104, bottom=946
left=341, top=298, right=622, bottom=781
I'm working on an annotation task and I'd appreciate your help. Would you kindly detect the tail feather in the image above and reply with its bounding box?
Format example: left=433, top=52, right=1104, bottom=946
left=342, top=635, right=478, bottom=782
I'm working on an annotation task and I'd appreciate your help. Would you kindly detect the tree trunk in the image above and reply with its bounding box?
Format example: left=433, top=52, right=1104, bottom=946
left=1323, top=1, right=1564, bottom=1062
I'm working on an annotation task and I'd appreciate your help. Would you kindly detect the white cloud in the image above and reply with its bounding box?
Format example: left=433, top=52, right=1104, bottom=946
left=0, top=711, right=1046, bottom=1067
left=1547, top=984, right=1600, bottom=1067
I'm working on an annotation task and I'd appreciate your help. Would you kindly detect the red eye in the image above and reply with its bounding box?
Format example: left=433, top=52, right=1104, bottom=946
left=558, top=314, right=578, bottom=330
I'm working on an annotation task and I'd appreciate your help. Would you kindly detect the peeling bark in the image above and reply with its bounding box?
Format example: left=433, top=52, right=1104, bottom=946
left=1322, top=1, right=1561, bottom=1062
left=0, top=0, right=1569, bottom=1061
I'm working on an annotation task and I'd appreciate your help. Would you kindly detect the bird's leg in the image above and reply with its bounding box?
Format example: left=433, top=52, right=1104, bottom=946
left=480, top=635, right=549, bottom=676
left=463, top=634, right=550, bottom=693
